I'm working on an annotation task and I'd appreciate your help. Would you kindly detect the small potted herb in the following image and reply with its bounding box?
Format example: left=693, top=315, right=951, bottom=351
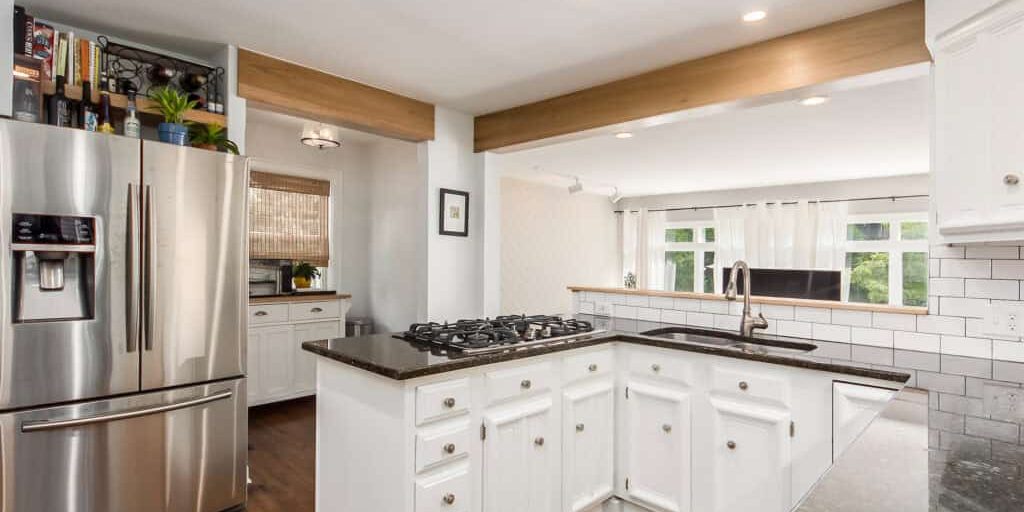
left=148, top=86, right=196, bottom=145
left=292, top=262, right=321, bottom=289
left=189, top=123, right=240, bottom=154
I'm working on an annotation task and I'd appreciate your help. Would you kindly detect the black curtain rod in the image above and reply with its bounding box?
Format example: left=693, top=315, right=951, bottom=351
left=613, top=194, right=929, bottom=214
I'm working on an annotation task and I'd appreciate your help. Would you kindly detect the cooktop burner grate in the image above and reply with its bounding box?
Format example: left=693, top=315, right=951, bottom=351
left=396, top=315, right=601, bottom=354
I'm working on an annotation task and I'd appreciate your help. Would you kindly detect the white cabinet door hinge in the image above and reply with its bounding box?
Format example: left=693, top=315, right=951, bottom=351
left=790, top=421, right=795, bottom=438
left=625, top=386, right=629, bottom=399
left=480, top=423, right=487, bottom=441
left=625, top=477, right=630, bottom=490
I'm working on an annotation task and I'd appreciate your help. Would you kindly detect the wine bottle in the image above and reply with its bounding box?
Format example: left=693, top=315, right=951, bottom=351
left=123, top=92, right=141, bottom=138
left=47, top=76, right=73, bottom=127
left=79, top=81, right=98, bottom=131
left=97, top=91, right=115, bottom=134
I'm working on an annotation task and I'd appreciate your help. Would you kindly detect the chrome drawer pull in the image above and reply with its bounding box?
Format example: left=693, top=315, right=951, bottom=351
left=311, top=307, right=323, bottom=313
left=254, top=311, right=268, bottom=317
left=520, top=379, right=532, bottom=389
left=534, top=436, right=545, bottom=446
left=588, top=363, right=598, bottom=372
left=576, top=423, right=585, bottom=433
left=443, top=443, right=456, bottom=454
left=442, top=493, right=456, bottom=505
left=727, top=440, right=737, bottom=450
left=651, top=363, right=661, bottom=373
left=443, top=397, right=456, bottom=408
left=739, top=381, right=749, bottom=391
left=662, top=424, right=672, bottom=433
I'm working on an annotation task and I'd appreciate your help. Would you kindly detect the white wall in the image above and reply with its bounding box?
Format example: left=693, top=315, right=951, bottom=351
left=501, top=177, right=620, bottom=315
left=424, top=107, right=485, bottom=322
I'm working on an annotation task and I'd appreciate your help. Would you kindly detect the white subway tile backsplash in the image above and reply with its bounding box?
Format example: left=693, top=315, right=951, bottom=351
left=637, top=307, right=661, bottom=322
left=660, top=310, right=687, bottom=325
left=928, top=297, right=940, bottom=315
left=894, top=331, right=941, bottom=352
left=714, top=315, right=741, bottom=331
left=674, top=298, right=702, bottom=312
left=776, top=320, right=813, bottom=338
left=613, top=304, right=638, bottom=319
left=939, top=297, right=992, bottom=318
left=579, top=301, right=595, bottom=314
left=795, top=307, right=831, bottom=323
left=626, top=294, right=650, bottom=307
left=993, top=260, right=1024, bottom=279
left=687, top=312, right=715, bottom=328
left=760, top=304, right=795, bottom=320
left=851, top=327, right=895, bottom=348
left=649, top=296, right=675, bottom=309
left=930, top=278, right=965, bottom=297
left=931, top=244, right=966, bottom=258
left=965, top=246, right=1019, bottom=259
left=813, top=323, right=851, bottom=343
left=941, top=259, right=992, bottom=279
left=831, top=309, right=873, bottom=327
left=964, top=279, right=1019, bottom=300
left=930, top=259, right=941, bottom=278
left=700, top=300, right=729, bottom=314
left=941, top=336, right=994, bottom=359
left=993, top=340, right=1024, bottom=362
left=873, top=312, right=917, bottom=331
left=917, top=315, right=966, bottom=336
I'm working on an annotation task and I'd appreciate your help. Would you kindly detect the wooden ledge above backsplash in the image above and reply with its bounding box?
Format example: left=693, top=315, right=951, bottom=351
left=249, top=293, right=352, bottom=305
left=567, top=286, right=929, bottom=316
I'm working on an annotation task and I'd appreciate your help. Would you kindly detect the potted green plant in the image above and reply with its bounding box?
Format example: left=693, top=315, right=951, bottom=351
left=148, top=87, right=197, bottom=146
left=292, top=262, right=321, bottom=289
left=189, top=123, right=240, bottom=154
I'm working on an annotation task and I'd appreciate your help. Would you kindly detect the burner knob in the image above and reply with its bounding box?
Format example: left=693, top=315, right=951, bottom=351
left=520, top=379, right=532, bottom=389
left=443, top=397, right=456, bottom=408
left=443, top=443, right=456, bottom=454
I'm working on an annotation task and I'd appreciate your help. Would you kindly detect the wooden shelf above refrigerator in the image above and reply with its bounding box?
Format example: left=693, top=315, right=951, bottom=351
left=41, top=80, right=228, bottom=126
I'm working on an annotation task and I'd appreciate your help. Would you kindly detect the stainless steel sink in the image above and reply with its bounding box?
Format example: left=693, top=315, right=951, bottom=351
left=640, top=327, right=817, bottom=356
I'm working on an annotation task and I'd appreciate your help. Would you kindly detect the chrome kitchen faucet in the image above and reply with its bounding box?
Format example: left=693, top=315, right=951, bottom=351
left=724, top=260, right=769, bottom=337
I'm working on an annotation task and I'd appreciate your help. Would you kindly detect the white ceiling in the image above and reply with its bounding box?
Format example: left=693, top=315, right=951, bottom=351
left=494, top=74, right=930, bottom=198
left=24, top=0, right=906, bottom=114
left=246, top=108, right=388, bottom=146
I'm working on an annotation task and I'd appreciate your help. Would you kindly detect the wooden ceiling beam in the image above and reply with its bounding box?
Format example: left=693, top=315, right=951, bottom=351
left=237, top=49, right=435, bottom=142
left=473, top=0, right=929, bottom=152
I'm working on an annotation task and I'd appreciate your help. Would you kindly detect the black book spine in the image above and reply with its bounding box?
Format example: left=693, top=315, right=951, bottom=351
left=21, top=12, right=33, bottom=56
left=13, top=5, right=25, bottom=54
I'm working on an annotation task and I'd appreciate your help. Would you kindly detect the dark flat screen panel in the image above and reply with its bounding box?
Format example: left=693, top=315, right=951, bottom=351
left=721, top=268, right=842, bottom=301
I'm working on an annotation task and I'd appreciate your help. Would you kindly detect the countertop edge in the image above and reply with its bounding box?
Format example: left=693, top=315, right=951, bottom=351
left=249, top=293, right=352, bottom=305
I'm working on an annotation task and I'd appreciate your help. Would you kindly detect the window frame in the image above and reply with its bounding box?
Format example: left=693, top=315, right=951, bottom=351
left=662, top=221, right=717, bottom=293
left=843, top=212, right=929, bottom=306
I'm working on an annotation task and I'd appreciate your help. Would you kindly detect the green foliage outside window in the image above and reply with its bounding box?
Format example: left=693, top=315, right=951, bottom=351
left=847, top=252, right=889, bottom=304
left=903, top=252, right=928, bottom=306
left=666, top=228, right=694, bottom=243
left=901, top=221, right=928, bottom=240
left=666, top=251, right=695, bottom=292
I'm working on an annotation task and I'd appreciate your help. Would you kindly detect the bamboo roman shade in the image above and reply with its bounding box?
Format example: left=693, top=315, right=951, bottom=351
left=249, top=171, right=331, bottom=265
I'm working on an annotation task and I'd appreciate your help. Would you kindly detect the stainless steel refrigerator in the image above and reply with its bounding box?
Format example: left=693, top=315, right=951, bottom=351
left=0, top=119, right=248, bottom=512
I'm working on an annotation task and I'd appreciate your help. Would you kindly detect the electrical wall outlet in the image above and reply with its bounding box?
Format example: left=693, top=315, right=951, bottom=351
left=983, top=303, right=1024, bottom=339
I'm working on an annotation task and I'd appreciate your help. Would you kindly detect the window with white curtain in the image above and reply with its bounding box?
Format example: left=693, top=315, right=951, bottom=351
left=843, top=213, right=928, bottom=306
left=662, top=222, right=717, bottom=293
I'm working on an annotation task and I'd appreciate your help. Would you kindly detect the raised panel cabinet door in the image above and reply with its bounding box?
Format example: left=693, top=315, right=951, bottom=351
left=254, top=326, right=295, bottom=400
left=246, top=331, right=261, bottom=404
left=622, top=381, right=691, bottom=512
left=483, top=397, right=557, bottom=512
left=988, top=3, right=1024, bottom=224
left=832, top=383, right=897, bottom=460
left=292, top=321, right=341, bottom=393
left=563, top=381, right=615, bottom=512
left=709, top=398, right=791, bottom=512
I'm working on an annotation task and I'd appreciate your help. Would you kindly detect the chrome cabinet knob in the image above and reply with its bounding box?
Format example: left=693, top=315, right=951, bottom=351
left=254, top=311, right=268, bottom=316
left=576, top=423, right=585, bottom=432
left=521, top=379, right=532, bottom=389
left=662, top=424, right=672, bottom=433
left=1005, top=174, right=1020, bottom=185
left=738, top=381, right=749, bottom=391
left=443, top=443, right=456, bottom=454
left=443, top=397, right=456, bottom=408
left=311, top=307, right=323, bottom=313
left=588, top=363, right=598, bottom=372
left=534, top=436, right=545, bottom=446
left=727, top=440, right=737, bottom=450
left=442, top=493, right=456, bottom=505
left=651, top=363, right=661, bottom=373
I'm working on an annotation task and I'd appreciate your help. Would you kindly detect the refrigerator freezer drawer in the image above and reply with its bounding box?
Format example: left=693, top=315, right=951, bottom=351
left=0, top=378, right=247, bottom=512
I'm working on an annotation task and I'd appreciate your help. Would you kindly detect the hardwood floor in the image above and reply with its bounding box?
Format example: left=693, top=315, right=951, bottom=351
left=246, top=397, right=317, bottom=512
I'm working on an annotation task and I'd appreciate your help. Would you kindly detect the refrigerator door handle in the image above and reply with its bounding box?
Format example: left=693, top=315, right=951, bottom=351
left=126, top=183, right=141, bottom=353
left=19, top=389, right=233, bottom=432
left=143, top=185, right=155, bottom=351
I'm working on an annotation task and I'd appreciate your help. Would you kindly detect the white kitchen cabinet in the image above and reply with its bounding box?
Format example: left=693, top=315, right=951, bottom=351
left=621, top=381, right=691, bottom=512
left=483, top=397, right=559, bottom=512
left=832, top=382, right=897, bottom=460
left=708, top=397, right=791, bottom=512
left=932, top=0, right=1024, bottom=242
left=562, top=380, right=615, bottom=512
left=252, top=325, right=295, bottom=400
left=293, top=321, right=342, bottom=393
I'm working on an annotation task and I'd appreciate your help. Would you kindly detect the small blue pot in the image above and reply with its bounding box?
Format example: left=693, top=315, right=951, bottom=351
left=157, top=123, right=189, bottom=146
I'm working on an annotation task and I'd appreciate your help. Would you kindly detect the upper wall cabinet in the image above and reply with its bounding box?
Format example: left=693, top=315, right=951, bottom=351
left=932, top=0, right=1024, bottom=243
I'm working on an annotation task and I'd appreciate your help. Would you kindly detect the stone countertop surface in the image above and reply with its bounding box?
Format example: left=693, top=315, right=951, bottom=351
left=248, top=292, right=352, bottom=305
left=301, top=315, right=910, bottom=383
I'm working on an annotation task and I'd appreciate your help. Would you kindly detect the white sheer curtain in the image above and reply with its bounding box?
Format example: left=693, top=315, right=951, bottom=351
left=620, top=208, right=669, bottom=289
left=713, top=200, right=847, bottom=272
left=621, top=210, right=640, bottom=286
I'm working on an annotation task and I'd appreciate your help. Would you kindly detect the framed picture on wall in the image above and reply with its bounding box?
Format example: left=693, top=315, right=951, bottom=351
left=439, top=188, right=469, bottom=237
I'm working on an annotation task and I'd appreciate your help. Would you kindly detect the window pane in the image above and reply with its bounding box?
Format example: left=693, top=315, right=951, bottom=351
left=704, top=228, right=716, bottom=243
left=665, top=251, right=695, bottom=292
left=846, top=252, right=889, bottom=304
left=847, top=222, right=891, bottom=241
left=901, top=221, right=928, bottom=240
left=665, top=228, right=694, bottom=243
left=903, top=252, right=928, bottom=306
left=703, top=251, right=716, bottom=293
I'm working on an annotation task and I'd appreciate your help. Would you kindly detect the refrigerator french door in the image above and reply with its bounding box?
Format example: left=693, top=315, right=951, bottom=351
left=0, top=120, right=248, bottom=512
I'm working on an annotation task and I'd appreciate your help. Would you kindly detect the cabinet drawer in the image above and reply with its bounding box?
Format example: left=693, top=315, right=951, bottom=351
left=712, top=366, right=790, bottom=407
left=416, top=423, right=471, bottom=473
left=416, top=379, right=470, bottom=426
left=628, top=349, right=693, bottom=385
left=564, top=349, right=614, bottom=383
left=249, top=304, right=289, bottom=325
left=288, top=300, right=341, bottom=321
left=415, top=467, right=469, bottom=512
left=485, top=361, right=552, bottom=405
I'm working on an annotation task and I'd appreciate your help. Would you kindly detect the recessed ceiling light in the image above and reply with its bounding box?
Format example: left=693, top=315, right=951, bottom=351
left=799, top=95, right=830, bottom=106
left=615, top=132, right=634, bottom=139
left=742, top=10, right=767, bottom=23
